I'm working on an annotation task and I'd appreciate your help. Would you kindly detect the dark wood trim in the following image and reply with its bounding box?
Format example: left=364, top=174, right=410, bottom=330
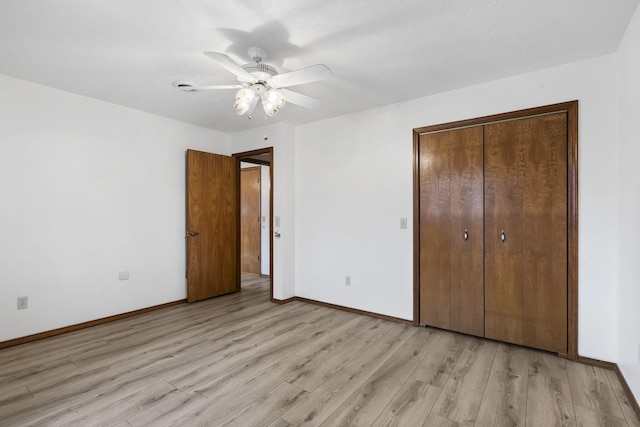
left=414, top=100, right=579, bottom=135
left=566, top=100, right=579, bottom=361
left=615, top=364, right=640, bottom=421
left=269, top=151, right=274, bottom=301
left=0, top=300, right=186, bottom=350
left=412, top=129, right=421, bottom=326
left=412, top=100, right=579, bottom=359
left=577, top=356, right=617, bottom=371
left=271, top=297, right=296, bottom=305
left=234, top=156, right=242, bottom=292
left=233, top=148, right=272, bottom=158
left=295, top=297, right=414, bottom=325
left=233, top=147, right=274, bottom=301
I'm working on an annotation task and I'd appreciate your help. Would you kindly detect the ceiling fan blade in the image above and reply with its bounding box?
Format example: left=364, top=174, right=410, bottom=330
left=173, top=81, right=244, bottom=91
left=203, top=52, right=257, bottom=83
left=281, top=89, right=322, bottom=109
left=270, top=64, right=332, bottom=88
left=195, top=84, right=245, bottom=90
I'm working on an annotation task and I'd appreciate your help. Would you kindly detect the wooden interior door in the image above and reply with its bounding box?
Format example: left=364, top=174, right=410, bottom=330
left=448, top=126, right=484, bottom=336
left=419, top=131, right=451, bottom=329
left=241, top=167, right=261, bottom=275
left=484, top=120, right=525, bottom=345
left=186, top=149, right=240, bottom=303
left=419, top=126, right=484, bottom=336
left=484, top=114, right=568, bottom=353
left=521, top=113, right=567, bottom=353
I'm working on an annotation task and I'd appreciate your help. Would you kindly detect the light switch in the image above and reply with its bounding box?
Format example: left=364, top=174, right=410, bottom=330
left=400, top=218, right=408, bottom=229
left=275, top=216, right=281, bottom=227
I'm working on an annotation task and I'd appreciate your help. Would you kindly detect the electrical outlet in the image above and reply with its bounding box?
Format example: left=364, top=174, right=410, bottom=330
left=119, top=271, right=130, bottom=280
left=17, top=296, right=28, bottom=310
left=345, top=275, right=351, bottom=286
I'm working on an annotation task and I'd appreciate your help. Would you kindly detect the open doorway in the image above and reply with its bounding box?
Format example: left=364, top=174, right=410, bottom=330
left=233, top=147, right=274, bottom=300
left=240, top=165, right=261, bottom=275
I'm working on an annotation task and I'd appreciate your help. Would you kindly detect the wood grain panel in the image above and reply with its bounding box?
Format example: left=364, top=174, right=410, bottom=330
left=1, top=277, right=637, bottom=426
left=280, top=324, right=417, bottom=426
left=521, top=113, right=568, bottom=353
left=449, top=126, right=484, bottom=337
left=475, top=343, right=530, bottom=426
left=371, top=379, right=440, bottom=426
left=526, top=351, right=576, bottom=426
left=241, top=167, right=261, bottom=275
left=422, top=413, right=461, bottom=426
left=606, top=369, right=640, bottom=427
left=431, top=338, right=499, bottom=424
left=412, top=330, right=470, bottom=388
left=320, top=328, right=438, bottom=426
left=186, top=149, right=239, bottom=302
left=419, top=132, right=451, bottom=329
left=484, top=120, right=525, bottom=346
left=567, top=361, right=625, bottom=424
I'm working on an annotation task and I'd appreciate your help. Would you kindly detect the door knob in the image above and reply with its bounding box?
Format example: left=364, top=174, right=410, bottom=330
left=186, top=231, right=200, bottom=237
left=464, top=229, right=468, bottom=240
left=501, top=230, right=506, bottom=243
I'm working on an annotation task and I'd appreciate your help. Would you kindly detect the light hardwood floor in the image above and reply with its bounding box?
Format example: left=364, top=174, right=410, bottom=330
left=1, top=276, right=638, bottom=426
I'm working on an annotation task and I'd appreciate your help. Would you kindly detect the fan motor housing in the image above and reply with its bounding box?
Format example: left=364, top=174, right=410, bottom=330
left=241, top=62, right=278, bottom=82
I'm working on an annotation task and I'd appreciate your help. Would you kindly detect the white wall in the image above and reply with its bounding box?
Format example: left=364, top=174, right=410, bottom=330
left=0, top=74, right=229, bottom=342
left=295, top=54, right=619, bottom=362
left=231, top=122, right=295, bottom=300
left=615, top=2, right=640, bottom=400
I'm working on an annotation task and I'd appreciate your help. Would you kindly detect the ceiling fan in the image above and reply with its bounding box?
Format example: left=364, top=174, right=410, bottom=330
left=173, top=47, right=332, bottom=117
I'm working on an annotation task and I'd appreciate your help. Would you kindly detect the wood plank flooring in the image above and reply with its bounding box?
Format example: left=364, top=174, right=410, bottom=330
left=1, top=275, right=638, bottom=426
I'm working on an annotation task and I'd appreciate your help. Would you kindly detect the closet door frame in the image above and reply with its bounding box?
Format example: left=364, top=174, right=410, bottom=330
left=412, top=100, right=578, bottom=360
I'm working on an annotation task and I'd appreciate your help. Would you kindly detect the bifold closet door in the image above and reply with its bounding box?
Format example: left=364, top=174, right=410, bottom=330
left=484, top=113, right=568, bottom=354
left=419, top=126, right=484, bottom=337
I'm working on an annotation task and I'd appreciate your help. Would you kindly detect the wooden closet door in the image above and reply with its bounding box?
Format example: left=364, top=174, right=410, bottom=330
left=449, top=127, right=484, bottom=336
left=420, top=127, right=484, bottom=336
left=522, top=113, right=567, bottom=353
left=419, top=131, right=451, bottom=329
left=484, top=120, right=525, bottom=345
left=485, top=114, right=568, bottom=353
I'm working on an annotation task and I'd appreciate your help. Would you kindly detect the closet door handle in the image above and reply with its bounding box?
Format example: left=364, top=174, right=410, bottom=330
left=501, top=230, right=506, bottom=243
left=464, top=229, right=468, bottom=240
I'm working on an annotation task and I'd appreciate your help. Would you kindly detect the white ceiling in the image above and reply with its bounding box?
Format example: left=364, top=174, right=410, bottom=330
left=0, top=0, right=637, bottom=134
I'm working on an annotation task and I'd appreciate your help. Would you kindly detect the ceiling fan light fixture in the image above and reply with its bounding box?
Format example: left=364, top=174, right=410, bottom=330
left=234, top=87, right=255, bottom=115
left=265, top=89, right=286, bottom=109
left=235, top=87, right=254, bottom=102
left=261, top=99, right=279, bottom=117
left=234, top=99, right=250, bottom=115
